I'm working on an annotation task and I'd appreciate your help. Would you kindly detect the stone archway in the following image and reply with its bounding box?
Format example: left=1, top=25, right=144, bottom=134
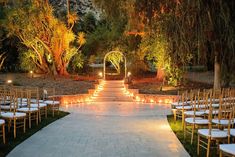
left=103, top=51, right=127, bottom=80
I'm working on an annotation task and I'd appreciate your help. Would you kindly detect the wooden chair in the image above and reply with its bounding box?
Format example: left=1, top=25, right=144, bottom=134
left=197, top=94, right=232, bottom=157
left=184, top=90, right=210, bottom=144
left=17, top=89, right=39, bottom=128
left=172, top=91, right=192, bottom=123
left=29, top=87, right=47, bottom=122
left=1, top=89, right=26, bottom=138
left=219, top=144, right=235, bottom=157
left=0, top=90, right=6, bottom=144
left=43, top=88, right=60, bottom=117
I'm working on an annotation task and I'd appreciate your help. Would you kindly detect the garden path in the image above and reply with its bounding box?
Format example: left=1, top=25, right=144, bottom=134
left=7, top=80, right=189, bottom=157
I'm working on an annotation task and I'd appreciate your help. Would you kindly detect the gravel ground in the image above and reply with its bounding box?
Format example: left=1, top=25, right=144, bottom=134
left=0, top=73, right=95, bottom=95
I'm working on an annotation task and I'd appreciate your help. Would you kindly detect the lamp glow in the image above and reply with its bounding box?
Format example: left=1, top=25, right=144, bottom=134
left=7, top=80, right=12, bottom=84
left=127, top=72, right=131, bottom=77
left=98, top=72, right=103, bottom=77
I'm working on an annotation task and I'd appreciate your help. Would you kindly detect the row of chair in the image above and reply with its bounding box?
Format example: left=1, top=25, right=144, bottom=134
left=0, top=85, right=60, bottom=144
left=171, top=88, right=235, bottom=157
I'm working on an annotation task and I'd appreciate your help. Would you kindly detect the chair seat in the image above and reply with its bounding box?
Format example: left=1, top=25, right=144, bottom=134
left=0, top=101, right=10, bottom=105
left=18, top=102, right=28, bottom=107
left=0, top=119, right=5, bottom=125
left=212, top=119, right=234, bottom=125
left=220, top=144, right=235, bottom=155
left=30, top=103, right=47, bottom=108
left=21, top=98, right=44, bottom=103
left=1, top=112, right=26, bottom=118
left=227, top=129, right=235, bottom=137
left=17, top=107, right=38, bottom=112
left=211, top=103, right=219, bottom=108
left=44, top=100, right=60, bottom=105
left=198, top=129, right=228, bottom=138
left=205, top=109, right=219, bottom=115
left=0, top=105, right=11, bottom=110
left=176, top=105, right=192, bottom=110
left=185, top=117, right=209, bottom=124
left=194, top=104, right=219, bottom=109
left=171, top=101, right=190, bottom=106
left=30, top=99, right=44, bottom=103
left=184, top=111, right=205, bottom=116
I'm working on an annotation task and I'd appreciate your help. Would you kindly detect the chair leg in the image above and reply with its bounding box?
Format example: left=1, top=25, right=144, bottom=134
left=219, top=150, right=222, bottom=157
left=45, top=107, right=47, bottom=118
left=191, top=124, right=195, bottom=144
left=8, top=119, right=11, bottom=132
left=2, top=124, right=5, bottom=144
left=182, top=112, right=185, bottom=127
left=57, top=105, right=59, bottom=115
left=14, top=118, right=16, bottom=138
left=207, top=138, right=211, bottom=157
left=39, top=109, right=41, bottom=122
left=36, top=112, right=38, bottom=125
left=197, top=135, right=200, bottom=155
left=23, top=118, right=26, bottom=133
left=29, top=113, right=31, bottom=128
left=52, top=106, right=55, bottom=117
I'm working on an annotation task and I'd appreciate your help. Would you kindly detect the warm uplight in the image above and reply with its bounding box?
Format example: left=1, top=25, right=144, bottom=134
left=159, top=99, right=162, bottom=103
left=135, top=96, right=141, bottom=102
left=150, top=99, right=154, bottom=103
left=127, top=72, right=131, bottom=77
left=30, top=70, right=33, bottom=74
left=98, top=72, right=103, bottom=77
left=7, top=80, right=12, bottom=84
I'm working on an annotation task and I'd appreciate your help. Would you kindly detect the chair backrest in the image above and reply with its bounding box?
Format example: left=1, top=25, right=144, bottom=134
left=208, top=93, right=232, bottom=136
left=212, top=89, right=221, bottom=103
left=43, top=87, right=56, bottom=102
left=29, top=87, right=39, bottom=108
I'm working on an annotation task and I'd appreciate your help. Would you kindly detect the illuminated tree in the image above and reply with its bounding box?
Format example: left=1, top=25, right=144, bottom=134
left=106, top=51, right=124, bottom=74
left=3, top=0, right=85, bottom=75
left=126, top=0, right=235, bottom=88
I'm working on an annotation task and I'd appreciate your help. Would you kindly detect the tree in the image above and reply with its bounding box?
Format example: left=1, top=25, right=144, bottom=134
left=126, top=0, right=235, bottom=88
left=2, top=0, right=85, bottom=75
left=106, top=51, right=124, bottom=74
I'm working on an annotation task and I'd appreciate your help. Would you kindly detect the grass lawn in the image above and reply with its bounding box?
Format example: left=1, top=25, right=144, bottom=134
left=167, top=115, right=218, bottom=157
left=0, top=111, right=69, bottom=157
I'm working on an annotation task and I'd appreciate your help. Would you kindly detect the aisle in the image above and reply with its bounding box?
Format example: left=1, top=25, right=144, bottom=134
left=7, top=80, right=189, bottom=157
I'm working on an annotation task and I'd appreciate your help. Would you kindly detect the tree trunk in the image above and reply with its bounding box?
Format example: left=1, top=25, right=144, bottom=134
left=58, top=64, right=69, bottom=76
left=214, top=56, right=221, bottom=90
left=156, top=68, right=165, bottom=81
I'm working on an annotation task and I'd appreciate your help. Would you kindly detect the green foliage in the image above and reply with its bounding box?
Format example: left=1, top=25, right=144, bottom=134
left=106, top=51, right=124, bottom=74
left=82, top=12, right=97, bottom=33
left=70, top=51, right=84, bottom=71
left=18, top=49, right=37, bottom=71
left=165, top=60, right=183, bottom=86
left=139, top=33, right=182, bottom=85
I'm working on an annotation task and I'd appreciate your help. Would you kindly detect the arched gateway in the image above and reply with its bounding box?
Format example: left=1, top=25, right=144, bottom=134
left=103, top=51, right=127, bottom=80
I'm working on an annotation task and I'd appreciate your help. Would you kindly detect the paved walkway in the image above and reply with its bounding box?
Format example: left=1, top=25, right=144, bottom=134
left=7, top=80, right=190, bottom=157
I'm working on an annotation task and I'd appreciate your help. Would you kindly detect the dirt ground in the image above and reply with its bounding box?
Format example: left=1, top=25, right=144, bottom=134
left=0, top=73, right=96, bottom=95
left=0, top=72, right=218, bottom=96
left=129, top=72, right=214, bottom=95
